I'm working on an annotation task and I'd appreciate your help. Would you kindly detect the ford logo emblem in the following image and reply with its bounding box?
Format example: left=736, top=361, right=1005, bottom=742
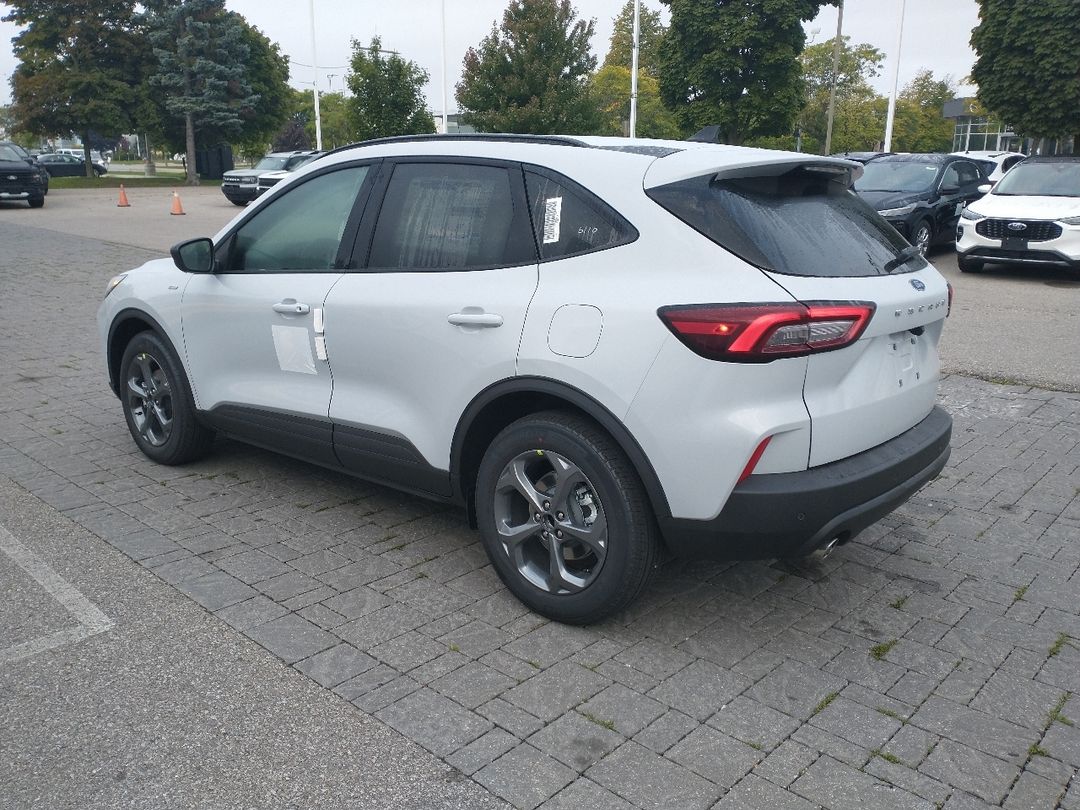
left=5, top=175, right=15, bottom=181
left=910, top=279, right=926, bottom=291
left=1007, top=222, right=1027, bottom=231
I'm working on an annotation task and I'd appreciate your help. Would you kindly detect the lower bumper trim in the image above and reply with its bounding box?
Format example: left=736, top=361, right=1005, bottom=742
left=659, top=406, right=952, bottom=560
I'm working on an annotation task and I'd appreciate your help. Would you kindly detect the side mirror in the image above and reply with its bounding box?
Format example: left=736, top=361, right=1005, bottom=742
left=939, top=184, right=960, bottom=196
left=170, top=237, right=215, bottom=273
left=977, top=183, right=992, bottom=195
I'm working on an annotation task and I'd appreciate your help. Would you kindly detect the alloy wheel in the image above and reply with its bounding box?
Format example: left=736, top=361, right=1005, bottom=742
left=125, top=352, right=173, bottom=447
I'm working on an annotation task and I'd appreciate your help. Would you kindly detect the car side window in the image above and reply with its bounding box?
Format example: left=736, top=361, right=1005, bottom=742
left=1002, top=155, right=1024, bottom=172
left=367, top=162, right=532, bottom=271
left=524, top=169, right=636, bottom=260
left=940, top=164, right=962, bottom=190
left=226, top=165, right=369, bottom=273
left=953, top=161, right=981, bottom=188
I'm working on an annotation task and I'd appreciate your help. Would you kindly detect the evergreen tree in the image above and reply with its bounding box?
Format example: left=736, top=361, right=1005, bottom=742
left=457, top=0, right=599, bottom=134
left=4, top=0, right=144, bottom=175
left=144, top=0, right=258, bottom=185
left=345, top=36, right=435, bottom=141
left=231, top=17, right=292, bottom=158
left=971, top=0, right=1080, bottom=147
left=602, top=0, right=666, bottom=77
left=659, top=0, right=829, bottom=144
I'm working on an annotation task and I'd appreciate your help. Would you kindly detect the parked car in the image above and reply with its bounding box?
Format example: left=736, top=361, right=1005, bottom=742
left=98, top=134, right=952, bottom=623
left=0, top=142, right=47, bottom=207
left=830, top=151, right=894, bottom=164
left=0, top=140, right=49, bottom=194
left=255, top=151, right=324, bottom=198
left=38, top=153, right=108, bottom=177
left=853, top=153, right=990, bottom=253
left=956, top=155, right=1080, bottom=275
left=951, top=150, right=1026, bottom=185
left=221, top=150, right=323, bottom=206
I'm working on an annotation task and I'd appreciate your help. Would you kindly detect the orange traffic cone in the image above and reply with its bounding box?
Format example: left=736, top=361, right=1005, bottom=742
left=117, top=184, right=131, bottom=207
left=170, top=191, right=185, bottom=216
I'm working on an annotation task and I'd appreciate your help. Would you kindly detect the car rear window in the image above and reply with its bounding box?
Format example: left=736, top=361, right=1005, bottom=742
left=647, top=165, right=915, bottom=277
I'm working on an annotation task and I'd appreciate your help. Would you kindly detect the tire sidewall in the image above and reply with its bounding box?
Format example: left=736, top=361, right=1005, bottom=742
left=119, top=331, right=199, bottom=464
left=475, top=417, right=644, bottom=623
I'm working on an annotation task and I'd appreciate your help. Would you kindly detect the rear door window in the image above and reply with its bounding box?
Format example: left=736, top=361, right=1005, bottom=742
left=647, top=165, right=914, bottom=277
left=367, top=162, right=534, bottom=271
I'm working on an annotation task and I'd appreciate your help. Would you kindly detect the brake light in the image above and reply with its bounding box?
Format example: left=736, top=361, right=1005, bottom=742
left=658, top=302, right=875, bottom=362
left=738, top=436, right=772, bottom=483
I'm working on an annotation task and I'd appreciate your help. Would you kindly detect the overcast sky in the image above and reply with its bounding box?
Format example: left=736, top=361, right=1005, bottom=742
left=0, top=0, right=980, bottom=116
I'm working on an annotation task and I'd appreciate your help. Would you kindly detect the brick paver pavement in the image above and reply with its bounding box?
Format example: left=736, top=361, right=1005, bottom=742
left=2, top=219, right=1078, bottom=809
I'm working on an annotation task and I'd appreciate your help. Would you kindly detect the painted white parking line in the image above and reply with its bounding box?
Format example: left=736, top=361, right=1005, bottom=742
left=0, top=525, right=113, bottom=665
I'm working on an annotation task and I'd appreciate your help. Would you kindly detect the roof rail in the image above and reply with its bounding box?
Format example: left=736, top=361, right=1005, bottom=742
left=322, top=132, right=589, bottom=158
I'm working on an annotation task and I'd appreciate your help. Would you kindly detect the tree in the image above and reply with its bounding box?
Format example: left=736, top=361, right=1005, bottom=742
left=659, top=0, right=830, bottom=144
left=312, top=92, right=353, bottom=149
left=345, top=36, right=434, bottom=141
left=971, top=0, right=1080, bottom=147
left=798, top=37, right=885, bottom=154
left=4, top=0, right=144, bottom=176
left=231, top=18, right=292, bottom=158
left=602, top=0, right=666, bottom=77
left=891, top=70, right=955, bottom=153
left=591, top=65, right=680, bottom=138
left=457, top=0, right=600, bottom=134
left=144, top=0, right=258, bottom=184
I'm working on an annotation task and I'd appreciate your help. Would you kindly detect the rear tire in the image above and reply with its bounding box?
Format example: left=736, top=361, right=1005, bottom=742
left=474, top=411, right=659, bottom=624
left=119, top=331, right=215, bottom=465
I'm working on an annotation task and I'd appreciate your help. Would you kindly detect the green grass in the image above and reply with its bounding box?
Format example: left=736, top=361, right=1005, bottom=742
left=1027, top=743, right=1048, bottom=758
left=872, top=749, right=901, bottom=765
left=810, top=691, right=839, bottom=717
left=49, top=175, right=221, bottom=189
left=579, top=711, right=616, bottom=732
left=1012, top=584, right=1028, bottom=604
left=876, top=707, right=906, bottom=724
left=870, top=639, right=899, bottom=661
left=447, top=643, right=460, bottom=653
left=1048, top=693, right=1073, bottom=728
left=1048, top=633, right=1072, bottom=657
left=889, top=595, right=909, bottom=610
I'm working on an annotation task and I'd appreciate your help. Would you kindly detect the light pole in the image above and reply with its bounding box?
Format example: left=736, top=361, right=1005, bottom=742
left=823, top=0, right=844, bottom=154
left=629, top=0, right=640, bottom=138
left=308, top=0, right=323, bottom=150
left=326, top=73, right=337, bottom=93
left=883, top=0, right=907, bottom=152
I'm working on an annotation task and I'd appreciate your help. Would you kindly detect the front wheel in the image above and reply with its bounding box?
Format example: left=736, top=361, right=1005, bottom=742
left=957, top=253, right=984, bottom=273
left=119, top=331, right=215, bottom=465
left=474, top=411, right=659, bottom=624
left=28, top=196, right=44, bottom=209
left=912, top=219, right=933, bottom=255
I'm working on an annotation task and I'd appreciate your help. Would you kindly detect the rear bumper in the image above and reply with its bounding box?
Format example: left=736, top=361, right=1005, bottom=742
left=659, top=406, right=952, bottom=560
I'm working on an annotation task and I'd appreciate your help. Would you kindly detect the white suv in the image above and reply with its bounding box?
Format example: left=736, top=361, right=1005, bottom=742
left=98, top=135, right=953, bottom=623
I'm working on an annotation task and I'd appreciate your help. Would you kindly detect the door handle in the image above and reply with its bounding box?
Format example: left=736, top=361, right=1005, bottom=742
left=273, top=300, right=310, bottom=315
left=448, top=312, right=503, bottom=328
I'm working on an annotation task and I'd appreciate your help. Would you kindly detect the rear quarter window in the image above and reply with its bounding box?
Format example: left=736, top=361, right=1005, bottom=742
left=647, top=166, right=913, bottom=277
left=524, top=169, right=637, bottom=261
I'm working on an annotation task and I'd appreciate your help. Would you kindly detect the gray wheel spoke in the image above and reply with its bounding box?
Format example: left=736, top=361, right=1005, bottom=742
left=497, top=457, right=546, bottom=514
left=547, top=540, right=586, bottom=593
left=558, top=514, right=608, bottom=559
left=549, top=455, right=588, bottom=513
left=136, top=355, right=155, bottom=386
left=497, top=519, right=539, bottom=550
left=150, top=400, right=172, bottom=432
left=126, top=377, right=147, bottom=398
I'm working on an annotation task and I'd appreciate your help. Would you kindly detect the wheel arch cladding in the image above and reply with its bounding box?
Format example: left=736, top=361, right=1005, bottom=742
left=107, top=310, right=177, bottom=399
left=451, top=377, right=672, bottom=530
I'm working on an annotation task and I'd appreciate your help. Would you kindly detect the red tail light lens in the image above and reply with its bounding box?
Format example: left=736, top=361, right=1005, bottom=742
left=658, top=302, right=875, bottom=362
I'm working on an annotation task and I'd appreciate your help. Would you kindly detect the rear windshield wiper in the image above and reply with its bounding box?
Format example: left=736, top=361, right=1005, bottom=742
left=883, top=245, right=923, bottom=273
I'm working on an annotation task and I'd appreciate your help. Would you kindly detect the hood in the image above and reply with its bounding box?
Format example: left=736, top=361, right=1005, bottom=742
left=968, top=193, right=1080, bottom=221
left=0, top=158, right=34, bottom=172
left=855, top=190, right=925, bottom=210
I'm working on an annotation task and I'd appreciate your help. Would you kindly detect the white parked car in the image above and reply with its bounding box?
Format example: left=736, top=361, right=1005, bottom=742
left=952, top=150, right=1026, bottom=185
left=956, top=156, right=1080, bottom=275
left=98, top=135, right=953, bottom=623
left=255, top=152, right=324, bottom=198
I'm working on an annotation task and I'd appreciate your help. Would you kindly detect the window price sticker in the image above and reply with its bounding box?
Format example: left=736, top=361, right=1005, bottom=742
left=543, top=196, right=563, bottom=244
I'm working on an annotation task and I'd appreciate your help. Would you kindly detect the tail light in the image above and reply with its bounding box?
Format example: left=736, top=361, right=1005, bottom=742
left=658, top=301, right=875, bottom=362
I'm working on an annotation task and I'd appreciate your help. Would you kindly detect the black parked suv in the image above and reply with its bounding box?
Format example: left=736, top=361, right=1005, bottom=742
left=0, top=141, right=49, bottom=194
left=0, top=142, right=46, bottom=208
left=853, top=153, right=990, bottom=253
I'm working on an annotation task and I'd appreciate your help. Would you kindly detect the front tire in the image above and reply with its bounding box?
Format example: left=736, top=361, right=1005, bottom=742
left=119, top=331, right=215, bottom=465
left=28, top=196, right=44, bottom=208
left=912, top=219, right=933, bottom=255
left=474, top=411, right=659, bottom=624
left=957, top=253, right=984, bottom=273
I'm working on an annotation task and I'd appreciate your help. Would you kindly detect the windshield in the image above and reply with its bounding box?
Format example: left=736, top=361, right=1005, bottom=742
left=253, top=156, right=290, bottom=171
left=285, top=154, right=318, bottom=170
left=0, top=145, right=24, bottom=162
left=857, top=161, right=941, bottom=193
left=993, top=162, right=1080, bottom=197
left=648, top=166, right=918, bottom=277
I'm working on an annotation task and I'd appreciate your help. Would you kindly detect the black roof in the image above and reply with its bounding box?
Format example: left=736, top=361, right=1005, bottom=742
left=873, top=153, right=952, bottom=164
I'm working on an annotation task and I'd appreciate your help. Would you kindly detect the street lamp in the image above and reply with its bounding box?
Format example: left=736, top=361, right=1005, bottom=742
left=326, top=73, right=337, bottom=93
left=629, top=0, right=640, bottom=138
left=883, top=0, right=907, bottom=152
left=309, top=0, right=323, bottom=150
